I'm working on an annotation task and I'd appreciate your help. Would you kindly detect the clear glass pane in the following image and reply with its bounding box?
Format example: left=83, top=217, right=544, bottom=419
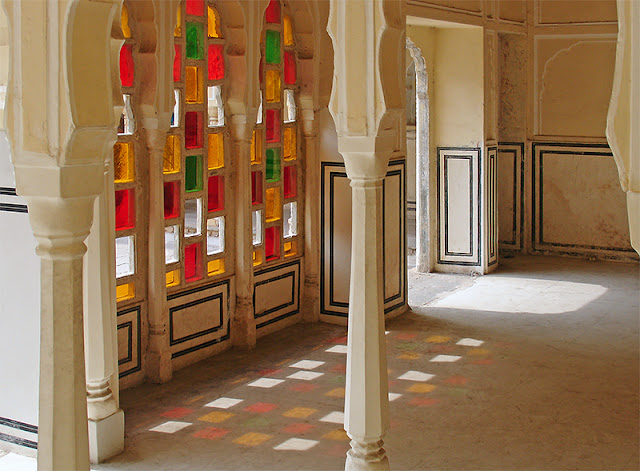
left=252, top=210, right=263, bottom=246
left=207, top=216, right=225, bottom=255
left=283, top=89, right=296, bottom=123
left=165, top=225, right=179, bottom=264
left=115, top=235, right=135, bottom=278
left=208, top=85, right=225, bottom=127
left=184, top=198, right=202, bottom=237
left=171, top=89, right=181, bottom=127
left=119, top=94, right=135, bottom=135
left=256, top=93, right=263, bottom=125
left=283, top=201, right=297, bottom=238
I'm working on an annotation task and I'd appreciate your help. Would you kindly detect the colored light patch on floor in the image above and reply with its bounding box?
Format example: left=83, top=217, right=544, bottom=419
left=398, top=371, right=435, bottom=382
left=395, top=342, right=419, bottom=351
left=426, top=335, right=450, bottom=343
left=290, top=360, right=325, bottom=370
left=407, top=384, right=437, bottom=393
left=193, top=427, right=230, bottom=440
left=327, top=443, right=350, bottom=458
left=149, top=421, right=191, bottom=433
left=457, top=338, right=485, bottom=347
left=330, top=364, right=347, bottom=373
left=198, top=411, right=234, bottom=423
left=258, top=368, right=283, bottom=376
left=397, top=352, right=421, bottom=360
left=446, top=387, right=469, bottom=396
left=468, top=348, right=491, bottom=356
left=428, top=345, right=455, bottom=353
left=326, top=345, right=348, bottom=354
left=329, top=375, right=346, bottom=384
left=409, top=398, right=441, bottom=407
left=274, top=438, right=319, bottom=451
left=320, top=411, right=344, bottom=424
left=444, top=375, right=469, bottom=385
left=283, top=407, right=317, bottom=419
left=323, top=429, right=350, bottom=441
left=282, top=422, right=315, bottom=434
left=247, top=378, right=285, bottom=388
left=325, top=387, right=345, bottom=398
left=233, top=432, right=272, bottom=446
left=471, top=359, right=494, bottom=365
left=205, top=397, right=244, bottom=409
left=395, top=332, right=418, bottom=340
left=161, top=407, right=194, bottom=419
left=244, top=402, right=278, bottom=413
left=243, top=416, right=271, bottom=428
left=288, top=383, right=318, bottom=393
left=287, top=371, right=324, bottom=381
left=430, top=354, right=461, bottom=363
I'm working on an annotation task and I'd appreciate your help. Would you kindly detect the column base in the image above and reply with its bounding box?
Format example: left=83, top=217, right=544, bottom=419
left=88, top=409, right=124, bottom=463
left=345, top=440, right=390, bottom=471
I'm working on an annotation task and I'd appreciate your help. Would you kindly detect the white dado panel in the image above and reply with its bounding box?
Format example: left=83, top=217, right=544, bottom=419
left=532, top=143, right=637, bottom=259
left=486, top=147, right=498, bottom=267
left=167, top=279, right=230, bottom=361
left=437, top=148, right=481, bottom=267
left=253, top=259, right=300, bottom=332
left=320, top=160, right=407, bottom=320
left=498, top=143, right=524, bottom=251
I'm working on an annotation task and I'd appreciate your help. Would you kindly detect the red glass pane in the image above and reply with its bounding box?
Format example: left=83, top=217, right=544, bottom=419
left=185, top=111, right=203, bottom=149
left=119, top=45, right=134, bottom=87
left=265, top=0, right=280, bottom=23
left=266, top=109, right=280, bottom=143
left=164, top=181, right=180, bottom=219
left=208, top=175, right=224, bottom=212
left=252, top=171, right=263, bottom=205
left=284, top=51, right=296, bottom=85
left=208, top=44, right=225, bottom=80
left=265, top=226, right=281, bottom=261
left=186, top=0, right=204, bottom=16
left=173, top=45, right=181, bottom=82
left=283, top=165, right=297, bottom=198
left=184, top=242, right=202, bottom=282
left=115, top=188, right=135, bottom=230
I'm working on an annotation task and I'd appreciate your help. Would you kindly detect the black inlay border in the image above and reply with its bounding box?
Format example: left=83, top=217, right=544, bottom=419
left=0, top=187, right=28, bottom=213
left=436, top=147, right=482, bottom=266
left=254, top=259, right=300, bottom=329
left=532, top=142, right=636, bottom=255
left=497, top=142, right=525, bottom=249
left=117, top=305, right=142, bottom=378
left=169, top=293, right=223, bottom=346
left=168, top=279, right=231, bottom=359
left=0, top=417, right=38, bottom=449
left=487, top=146, right=498, bottom=266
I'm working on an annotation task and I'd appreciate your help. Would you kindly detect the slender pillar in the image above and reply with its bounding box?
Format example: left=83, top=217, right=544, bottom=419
left=144, top=119, right=173, bottom=383
left=83, top=161, right=124, bottom=462
left=230, top=115, right=257, bottom=348
left=343, top=173, right=389, bottom=471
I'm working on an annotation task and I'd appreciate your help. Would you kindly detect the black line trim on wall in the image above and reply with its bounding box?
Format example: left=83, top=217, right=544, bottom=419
left=0, top=203, right=28, bottom=213
left=117, top=305, right=142, bottom=378
left=0, top=187, right=18, bottom=196
left=532, top=142, right=637, bottom=254
left=254, top=259, right=300, bottom=328
left=329, top=171, right=349, bottom=309
left=498, top=142, right=525, bottom=251
left=0, top=417, right=37, bottom=434
left=0, top=417, right=38, bottom=450
left=0, top=432, right=37, bottom=450
left=117, top=321, right=133, bottom=365
left=254, top=272, right=295, bottom=319
left=487, top=146, right=498, bottom=266
left=443, top=155, right=474, bottom=257
left=169, top=293, right=223, bottom=346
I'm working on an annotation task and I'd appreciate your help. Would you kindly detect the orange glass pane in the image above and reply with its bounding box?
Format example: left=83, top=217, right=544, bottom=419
left=265, top=70, right=281, bottom=103
left=174, top=5, right=181, bottom=37
left=208, top=6, right=221, bottom=38
left=251, top=130, right=262, bottom=165
left=207, top=258, right=225, bottom=276
left=185, top=67, right=203, bottom=104
left=208, top=133, right=224, bottom=169
left=163, top=135, right=181, bottom=174
left=284, top=127, right=296, bottom=161
left=253, top=250, right=263, bottom=267
left=121, top=5, right=132, bottom=39
left=166, top=269, right=180, bottom=287
left=283, top=15, right=293, bottom=46
left=116, top=282, right=135, bottom=302
left=265, top=187, right=281, bottom=222
left=284, top=240, right=296, bottom=257
left=114, top=142, right=134, bottom=183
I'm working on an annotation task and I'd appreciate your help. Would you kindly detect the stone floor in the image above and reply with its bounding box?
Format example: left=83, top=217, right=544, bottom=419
left=1, top=255, right=638, bottom=470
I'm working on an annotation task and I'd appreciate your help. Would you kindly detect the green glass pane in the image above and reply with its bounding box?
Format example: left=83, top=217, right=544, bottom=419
left=185, top=155, right=203, bottom=192
left=265, top=30, right=280, bottom=64
left=266, top=148, right=281, bottom=182
left=186, top=22, right=204, bottom=60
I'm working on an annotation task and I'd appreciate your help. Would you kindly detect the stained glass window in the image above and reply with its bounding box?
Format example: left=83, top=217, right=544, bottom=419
left=166, top=1, right=229, bottom=289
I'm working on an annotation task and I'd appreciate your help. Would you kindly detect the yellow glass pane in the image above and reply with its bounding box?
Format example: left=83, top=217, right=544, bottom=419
left=185, top=67, right=203, bottom=104
left=114, top=142, right=134, bottom=183
left=283, top=16, right=294, bottom=46
left=251, top=130, right=262, bottom=165
left=284, top=127, right=296, bottom=161
left=253, top=250, right=263, bottom=267
left=208, top=6, right=222, bottom=38
left=166, top=269, right=180, bottom=287
left=121, top=4, right=132, bottom=39
left=265, top=70, right=281, bottom=103
left=284, top=240, right=296, bottom=257
left=174, top=5, right=181, bottom=37
left=116, top=282, right=135, bottom=302
left=208, top=133, right=224, bottom=169
left=163, top=135, right=181, bottom=174
left=265, top=187, right=281, bottom=222
left=207, top=258, right=225, bottom=276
